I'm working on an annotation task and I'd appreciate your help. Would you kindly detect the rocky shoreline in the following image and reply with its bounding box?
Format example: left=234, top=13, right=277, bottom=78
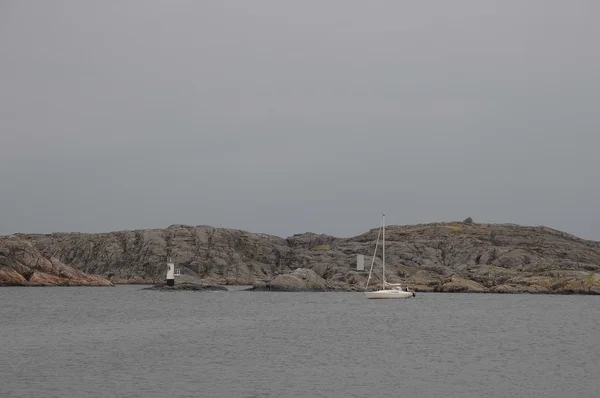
left=242, top=268, right=600, bottom=295
left=3, top=219, right=600, bottom=293
left=141, top=282, right=228, bottom=292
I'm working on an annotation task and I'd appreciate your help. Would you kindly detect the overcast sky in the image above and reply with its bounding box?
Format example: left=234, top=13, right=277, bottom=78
left=1, top=0, right=599, bottom=239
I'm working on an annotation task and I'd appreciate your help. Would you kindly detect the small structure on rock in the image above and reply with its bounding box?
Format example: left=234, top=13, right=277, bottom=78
left=141, top=258, right=226, bottom=291
left=166, top=257, right=180, bottom=286
left=356, top=254, right=365, bottom=271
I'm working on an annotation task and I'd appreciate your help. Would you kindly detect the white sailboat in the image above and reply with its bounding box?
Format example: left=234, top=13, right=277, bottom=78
left=364, top=214, right=415, bottom=299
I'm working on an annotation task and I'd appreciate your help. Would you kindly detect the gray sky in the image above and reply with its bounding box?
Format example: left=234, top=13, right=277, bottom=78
left=1, top=0, right=599, bottom=239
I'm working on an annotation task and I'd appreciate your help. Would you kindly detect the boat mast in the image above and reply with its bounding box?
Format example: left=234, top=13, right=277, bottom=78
left=382, top=213, right=385, bottom=290
left=365, top=218, right=383, bottom=290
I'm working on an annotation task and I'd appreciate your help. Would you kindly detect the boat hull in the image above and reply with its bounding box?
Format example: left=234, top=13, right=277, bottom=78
left=364, top=290, right=414, bottom=299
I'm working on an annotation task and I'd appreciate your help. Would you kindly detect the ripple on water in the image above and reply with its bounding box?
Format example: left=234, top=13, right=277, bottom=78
left=0, top=287, right=599, bottom=398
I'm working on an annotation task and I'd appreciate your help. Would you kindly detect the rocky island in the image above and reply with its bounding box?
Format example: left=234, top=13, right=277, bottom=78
left=2, top=218, right=600, bottom=294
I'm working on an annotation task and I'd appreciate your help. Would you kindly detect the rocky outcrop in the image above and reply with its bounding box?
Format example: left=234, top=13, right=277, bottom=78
left=249, top=268, right=329, bottom=291
left=434, top=276, right=487, bottom=293
left=16, top=225, right=287, bottom=285
left=11, top=220, right=600, bottom=294
left=0, top=236, right=113, bottom=286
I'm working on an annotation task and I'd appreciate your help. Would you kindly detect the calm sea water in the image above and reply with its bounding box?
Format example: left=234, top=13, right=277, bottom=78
left=1, top=286, right=598, bottom=398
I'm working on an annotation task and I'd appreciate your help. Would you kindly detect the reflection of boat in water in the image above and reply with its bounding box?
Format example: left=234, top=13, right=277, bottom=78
left=364, top=214, right=415, bottom=299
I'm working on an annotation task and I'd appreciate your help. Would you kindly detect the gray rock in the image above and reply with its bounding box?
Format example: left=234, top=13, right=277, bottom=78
left=251, top=268, right=330, bottom=291
left=0, top=236, right=113, bottom=286
left=11, top=221, right=600, bottom=294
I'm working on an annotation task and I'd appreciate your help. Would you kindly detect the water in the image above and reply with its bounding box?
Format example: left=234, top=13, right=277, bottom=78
left=1, top=286, right=599, bottom=398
